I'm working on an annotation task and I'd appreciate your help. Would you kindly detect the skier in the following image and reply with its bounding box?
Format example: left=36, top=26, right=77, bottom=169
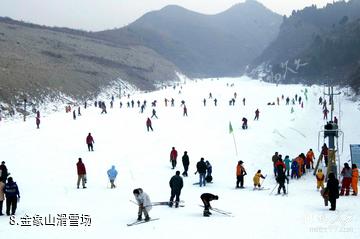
left=183, top=105, right=188, bottom=116
left=73, top=110, right=76, bottom=120
left=0, top=161, right=9, bottom=183
left=146, top=117, right=153, bottom=131
left=214, top=98, right=217, bottom=106
left=323, top=108, right=329, bottom=120
left=334, top=116, right=338, bottom=125
left=4, top=177, right=20, bottom=216
left=236, top=160, right=247, bottom=188
left=0, top=179, right=4, bottom=215
left=274, top=157, right=286, bottom=176
left=86, top=133, right=95, bottom=151
left=352, top=164, right=358, bottom=196
left=107, top=165, right=118, bottom=189
left=276, top=169, right=289, bottom=195
left=133, top=188, right=151, bottom=221
left=242, top=117, right=248, bottom=129
left=321, top=143, right=329, bottom=167
left=319, top=96, right=323, bottom=105
left=78, top=106, right=81, bottom=116
left=205, top=161, right=212, bottom=183
left=36, top=116, right=40, bottom=129
left=283, top=156, right=291, bottom=176
left=340, top=163, right=352, bottom=196
left=169, top=171, right=183, bottom=208
left=76, top=158, right=87, bottom=189
left=200, top=193, right=218, bottom=217
left=253, top=170, right=266, bottom=189
left=151, top=109, right=158, bottom=119
left=326, top=172, right=339, bottom=210
left=170, top=147, right=178, bottom=169
left=196, top=158, right=207, bottom=187
left=203, top=98, right=206, bottom=106
left=182, top=151, right=190, bottom=177
left=316, top=169, right=325, bottom=190
left=290, top=159, right=299, bottom=179
left=306, top=149, right=315, bottom=169
left=272, top=152, right=279, bottom=177
left=254, top=109, right=260, bottom=120
left=242, top=98, right=246, bottom=106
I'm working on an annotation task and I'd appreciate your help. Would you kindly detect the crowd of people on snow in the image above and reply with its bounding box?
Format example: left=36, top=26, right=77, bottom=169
left=2, top=82, right=358, bottom=221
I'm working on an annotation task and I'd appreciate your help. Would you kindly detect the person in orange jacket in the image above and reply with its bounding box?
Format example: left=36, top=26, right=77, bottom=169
left=295, top=155, right=303, bottom=177
left=306, top=149, right=315, bottom=169
left=316, top=169, right=325, bottom=190
left=352, top=164, right=359, bottom=196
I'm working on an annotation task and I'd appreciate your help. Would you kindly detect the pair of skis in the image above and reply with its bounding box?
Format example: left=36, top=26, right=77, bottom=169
left=127, top=218, right=159, bottom=226
left=199, top=205, right=233, bottom=217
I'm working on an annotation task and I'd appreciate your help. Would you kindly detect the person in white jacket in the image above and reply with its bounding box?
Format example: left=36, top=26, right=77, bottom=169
left=133, top=188, right=152, bottom=221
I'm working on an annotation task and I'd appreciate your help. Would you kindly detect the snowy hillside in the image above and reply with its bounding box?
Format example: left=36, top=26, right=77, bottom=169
left=0, top=76, right=359, bottom=239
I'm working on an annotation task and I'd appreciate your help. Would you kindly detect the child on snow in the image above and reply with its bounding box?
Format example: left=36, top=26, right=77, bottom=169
left=316, top=169, right=325, bottom=190
left=253, top=170, right=266, bottom=189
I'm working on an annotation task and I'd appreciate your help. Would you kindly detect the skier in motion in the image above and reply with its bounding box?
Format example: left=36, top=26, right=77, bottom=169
left=133, top=188, right=152, bottom=221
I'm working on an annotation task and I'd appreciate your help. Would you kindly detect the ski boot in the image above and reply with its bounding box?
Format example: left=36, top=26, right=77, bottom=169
left=145, top=216, right=150, bottom=222
left=137, top=216, right=142, bottom=221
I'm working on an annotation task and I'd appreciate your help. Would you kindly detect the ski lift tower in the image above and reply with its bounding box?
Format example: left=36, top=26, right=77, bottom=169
left=314, top=86, right=344, bottom=178
left=317, top=86, right=343, bottom=179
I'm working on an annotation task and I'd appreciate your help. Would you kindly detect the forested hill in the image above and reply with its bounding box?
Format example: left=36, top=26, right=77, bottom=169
left=95, top=0, right=282, bottom=77
left=249, top=0, right=360, bottom=93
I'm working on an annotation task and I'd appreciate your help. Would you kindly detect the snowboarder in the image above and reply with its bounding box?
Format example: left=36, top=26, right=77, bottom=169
left=86, top=133, right=94, bottom=151
left=326, top=172, right=339, bottom=210
left=196, top=158, right=207, bottom=187
left=169, top=171, right=183, bottom=208
left=4, top=177, right=20, bottom=216
left=200, top=193, right=218, bottom=217
left=146, top=117, right=153, bottom=131
left=253, top=170, right=266, bottom=189
left=352, top=164, right=358, bottom=196
left=182, top=151, right=190, bottom=177
left=170, top=147, right=178, bottom=169
left=316, top=169, right=325, bottom=190
left=236, top=160, right=247, bottom=188
left=76, top=158, right=87, bottom=189
left=133, top=188, right=151, bottom=221
left=107, top=165, right=118, bottom=189
left=340, top=163, right=352, bottom=196
left=254, top=109, right=259, bottom=120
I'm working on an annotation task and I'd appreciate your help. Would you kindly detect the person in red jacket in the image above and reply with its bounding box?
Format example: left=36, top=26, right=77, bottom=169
left=170, top=147, right=178, bottom=169
left=146, top=117, right=153, bottom=131
left=76, top=158, right=87, bottom=189
left=86, top=133, right=94, bottom=151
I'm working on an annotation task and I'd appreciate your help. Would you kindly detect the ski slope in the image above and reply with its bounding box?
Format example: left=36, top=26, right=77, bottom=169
left=0, top=76, right=359, bottom=239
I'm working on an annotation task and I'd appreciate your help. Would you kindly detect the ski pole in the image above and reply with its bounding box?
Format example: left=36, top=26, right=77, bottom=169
left=269, top=183, right=278, bottom=195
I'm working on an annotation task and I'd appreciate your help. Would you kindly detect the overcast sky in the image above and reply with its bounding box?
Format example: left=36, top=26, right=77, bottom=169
left=0, top=0, right=340, bottom=31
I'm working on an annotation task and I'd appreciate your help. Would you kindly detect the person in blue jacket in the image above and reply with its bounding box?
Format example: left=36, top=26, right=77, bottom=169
left=4, top=177, right=20, bottom=216
left=283, top=155, right=291, bottom=176
left=107, top=166, right=118, bottom=189
left=291, top=159, right=299, bottom=179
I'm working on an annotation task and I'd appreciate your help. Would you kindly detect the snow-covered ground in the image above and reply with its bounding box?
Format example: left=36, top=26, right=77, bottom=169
left=0, top=76, right=359, bottom=239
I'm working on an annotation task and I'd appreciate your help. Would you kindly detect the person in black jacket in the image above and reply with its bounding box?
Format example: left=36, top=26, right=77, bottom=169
left=276, top=168, right=289, bottom=195
left=0, top=161, right=9, bottom=183
left=326, top=172, right=339, bottom=211
left=4, top=177, right=20, bottom=216
left=169, top=171, right=183, bottom=208
left=200, top=193, right=219, bottom=217
left=182, top=151, right=190, bottom=177
left=196, top=158, right=207, bottom=187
